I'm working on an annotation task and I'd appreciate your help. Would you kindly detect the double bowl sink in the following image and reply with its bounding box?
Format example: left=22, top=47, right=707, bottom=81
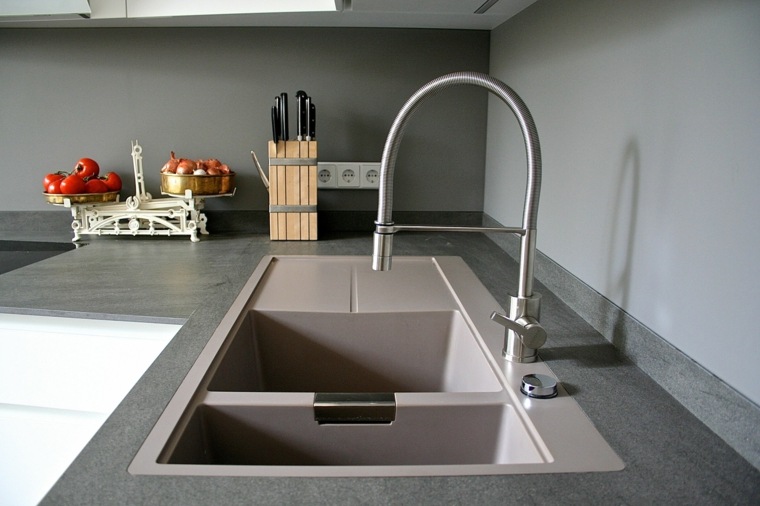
left=130, top=256, right=623, bottom=477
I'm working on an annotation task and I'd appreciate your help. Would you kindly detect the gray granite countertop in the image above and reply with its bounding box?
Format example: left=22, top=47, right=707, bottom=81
left=1, top=232, right=758, bottom=505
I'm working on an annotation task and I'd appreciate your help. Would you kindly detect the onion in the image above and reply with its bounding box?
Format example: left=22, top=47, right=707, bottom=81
left=161, top=151, right=179, bottom=174
left=204, top=158, right=222, bottom=170
left=176, top=158, right=196, bottom=174
left=162, top=153, right=231, bottom=176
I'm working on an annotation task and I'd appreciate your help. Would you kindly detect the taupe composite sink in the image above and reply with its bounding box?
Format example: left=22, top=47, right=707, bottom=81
left=207, top=310, right=501, bottom=393
left=130, top=256, right=624, bottom=477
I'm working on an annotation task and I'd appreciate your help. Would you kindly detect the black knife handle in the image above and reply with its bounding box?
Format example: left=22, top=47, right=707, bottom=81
left=304, top=97, right=311, bottom=141
left=274, top=96, right=281, bottom=142
left=271, top=105, right=280, bottom=143
left=279, top=93, right=289, bottom=141
left=296, top=90, right=308, bottom=140
left=309, top=101, right=316, bottom=140
left=295, top=94, right=303, bottom=140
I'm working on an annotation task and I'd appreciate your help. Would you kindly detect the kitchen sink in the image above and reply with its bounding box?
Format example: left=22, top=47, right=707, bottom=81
left=164, top=399, right=543, bottom=469
left=130, top=256, right=624, bottom=477
left=207, top=310, right=502, bottom=393
left=0, top=240, right=77, bottom=275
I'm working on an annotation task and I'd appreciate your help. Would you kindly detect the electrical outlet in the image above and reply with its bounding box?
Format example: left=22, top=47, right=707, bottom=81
left=360, top=163, right=380, bottom=189
left=318, top=162, right=380, bottom=189
left=316, top=163, right=337, bottom=188
left=337, top=163, right=361, bottom=188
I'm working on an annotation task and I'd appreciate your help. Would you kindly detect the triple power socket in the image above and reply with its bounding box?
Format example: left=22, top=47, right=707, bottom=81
left=317, top=162, right=380, bottom=189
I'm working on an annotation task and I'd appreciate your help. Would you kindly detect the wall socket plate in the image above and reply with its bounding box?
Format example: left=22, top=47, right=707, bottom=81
left=337, top=163, right=360, bottom=188
left=317, top=162, right=380, bottom=189
left=317, top=163, right=338, bottom=188
left=360, top=163, right=380, bottom=189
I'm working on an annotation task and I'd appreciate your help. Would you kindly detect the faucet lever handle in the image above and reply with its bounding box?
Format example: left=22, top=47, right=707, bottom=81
left=490, top=311, right=547, bottom=350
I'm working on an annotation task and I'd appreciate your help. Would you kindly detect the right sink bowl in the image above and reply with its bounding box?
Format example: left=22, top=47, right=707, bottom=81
left=130, top=256, right=624, bottom=477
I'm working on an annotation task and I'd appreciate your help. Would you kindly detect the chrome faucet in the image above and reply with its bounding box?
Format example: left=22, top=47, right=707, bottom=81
left=371, top=71, right=546, bottom=363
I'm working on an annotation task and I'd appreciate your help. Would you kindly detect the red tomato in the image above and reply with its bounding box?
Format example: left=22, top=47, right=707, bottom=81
left=102, top=172, right=122, bottom=192
left=85, top=178, right=109, bottom=193
left=73, top=158, right=100, bottom=179
left=46, top=179, right=63, bottom=194
left=43, top=173, right=65, bottom=191
left=60, top=174, right=86, bottom=195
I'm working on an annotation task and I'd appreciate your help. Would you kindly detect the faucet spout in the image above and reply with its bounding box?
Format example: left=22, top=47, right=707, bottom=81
left=373, top=72, right=541, bottom=290
left=372, top=227, right=393, bottom=271
left=371, top=71, right=544, bottom=362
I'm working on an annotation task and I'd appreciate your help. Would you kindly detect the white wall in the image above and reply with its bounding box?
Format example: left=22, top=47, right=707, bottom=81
left=486, top=0, right=760, bottom=405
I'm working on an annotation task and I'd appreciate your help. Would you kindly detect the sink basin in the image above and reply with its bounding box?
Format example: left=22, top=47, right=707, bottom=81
left=0, top=240, right=77, bottom=275
left=208, top=310, right=502, bottom=393
left=165, top=399, right=543, bottom=469
left=130, top=256, right=624, bottom=477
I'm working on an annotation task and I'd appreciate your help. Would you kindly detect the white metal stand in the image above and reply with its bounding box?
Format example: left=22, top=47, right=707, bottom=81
left=58, top=141, right=233, bottom=242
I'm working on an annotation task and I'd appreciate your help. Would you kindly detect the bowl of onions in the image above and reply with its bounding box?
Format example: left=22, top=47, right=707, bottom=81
left=160, top=152, right=235, bottom=196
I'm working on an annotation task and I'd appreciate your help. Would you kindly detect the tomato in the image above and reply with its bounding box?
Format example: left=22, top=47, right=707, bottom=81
left=85, top=178, right=109, bottom=193
left=102, top=172, right=122, bottom=192
left=46, top=179, right=63, bottom=194
left=60, top=174, right=87, bottom=194
left=73, top=157, right=100, bottom=179
left=43, top=173, right=65, bottom=191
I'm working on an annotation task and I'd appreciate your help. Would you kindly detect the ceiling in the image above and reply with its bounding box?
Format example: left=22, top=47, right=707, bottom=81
left=0, top=0, right=538, bottom=30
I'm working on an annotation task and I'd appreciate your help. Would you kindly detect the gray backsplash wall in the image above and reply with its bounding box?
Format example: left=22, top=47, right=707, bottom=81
left=0, top=27, right=489, bottom=213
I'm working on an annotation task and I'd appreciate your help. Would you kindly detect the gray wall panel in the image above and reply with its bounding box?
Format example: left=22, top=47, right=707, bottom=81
left=0, top=27, right=489, bottom=212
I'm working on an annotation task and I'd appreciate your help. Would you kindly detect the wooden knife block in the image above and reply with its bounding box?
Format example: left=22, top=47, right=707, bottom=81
left=268, top=140, right=318, bottom=240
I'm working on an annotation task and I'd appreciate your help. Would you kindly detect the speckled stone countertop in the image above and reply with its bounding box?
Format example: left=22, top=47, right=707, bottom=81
left=1, top=232, right=758, bottom=505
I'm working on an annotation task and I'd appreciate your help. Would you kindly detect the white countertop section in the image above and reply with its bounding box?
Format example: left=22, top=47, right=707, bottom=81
left=0, top=314, right=181, bottom=506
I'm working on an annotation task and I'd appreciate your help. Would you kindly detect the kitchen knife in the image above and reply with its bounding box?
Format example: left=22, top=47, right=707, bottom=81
left=271, top=105, right=280, bottom=143
left=305, top=97, right=312, bottom=141
left=309, top=100, right=316, bottom=140
left=295, top=94, right=302, bottom=141
left=273, top=96, right=281, bottom=142
left=279, top=92, right=289, bottom=141
left=296, top=90, right=308, bottom=141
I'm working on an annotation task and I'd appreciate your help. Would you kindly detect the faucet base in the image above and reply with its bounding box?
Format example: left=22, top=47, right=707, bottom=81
left=502, top=293, right=542, bottom=363
left=504, top=348, right=539, bottom=363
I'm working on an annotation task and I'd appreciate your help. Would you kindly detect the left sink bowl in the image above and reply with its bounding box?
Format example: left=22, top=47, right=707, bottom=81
left=207, top=309, right=502, bottom=393
left=130, top=255, right=624, bottom=477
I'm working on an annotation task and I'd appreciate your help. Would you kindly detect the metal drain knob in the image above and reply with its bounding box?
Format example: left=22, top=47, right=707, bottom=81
left=520, top=373, right=558, bottom=399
